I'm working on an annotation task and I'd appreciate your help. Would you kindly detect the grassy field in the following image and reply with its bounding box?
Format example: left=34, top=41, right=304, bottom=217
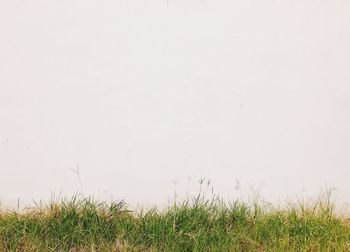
left=0, top=192, right=349, bottom=251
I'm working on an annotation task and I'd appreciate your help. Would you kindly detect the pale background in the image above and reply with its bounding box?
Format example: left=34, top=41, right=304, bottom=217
left=1, top=0, right=349, bottom=208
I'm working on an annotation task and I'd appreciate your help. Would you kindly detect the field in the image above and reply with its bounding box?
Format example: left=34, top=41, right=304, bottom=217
left=0, top=191, right=349, bottom=251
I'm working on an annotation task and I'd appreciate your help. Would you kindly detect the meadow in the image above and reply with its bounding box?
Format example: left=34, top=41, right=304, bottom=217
left=0, top=190, right=349, bottom=251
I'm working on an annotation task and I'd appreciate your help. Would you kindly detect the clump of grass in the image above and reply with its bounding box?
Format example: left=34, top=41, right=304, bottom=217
left=0, top=193, right=349, bottom=251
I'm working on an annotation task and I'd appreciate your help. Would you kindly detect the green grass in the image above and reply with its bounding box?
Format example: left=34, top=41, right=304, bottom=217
left=0, top=193, right=349, bottom=251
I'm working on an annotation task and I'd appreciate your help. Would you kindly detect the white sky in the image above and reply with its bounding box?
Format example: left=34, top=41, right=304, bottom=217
left=1, top=0, right=350, bottom=208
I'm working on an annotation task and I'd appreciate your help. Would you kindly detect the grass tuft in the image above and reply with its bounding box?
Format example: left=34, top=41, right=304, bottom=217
left=0, top=193, right=349, bottom=251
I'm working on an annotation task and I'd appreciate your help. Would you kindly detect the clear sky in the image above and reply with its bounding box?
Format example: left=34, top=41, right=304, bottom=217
left=1, top=1, right=349, bottom=208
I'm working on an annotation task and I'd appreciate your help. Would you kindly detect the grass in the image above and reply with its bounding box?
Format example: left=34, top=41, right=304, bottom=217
left=0, top=191, right=349, bottom=251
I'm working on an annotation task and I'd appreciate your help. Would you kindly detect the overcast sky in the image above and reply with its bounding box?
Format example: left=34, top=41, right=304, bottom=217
left=1, top=1, right=349, bottom=208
